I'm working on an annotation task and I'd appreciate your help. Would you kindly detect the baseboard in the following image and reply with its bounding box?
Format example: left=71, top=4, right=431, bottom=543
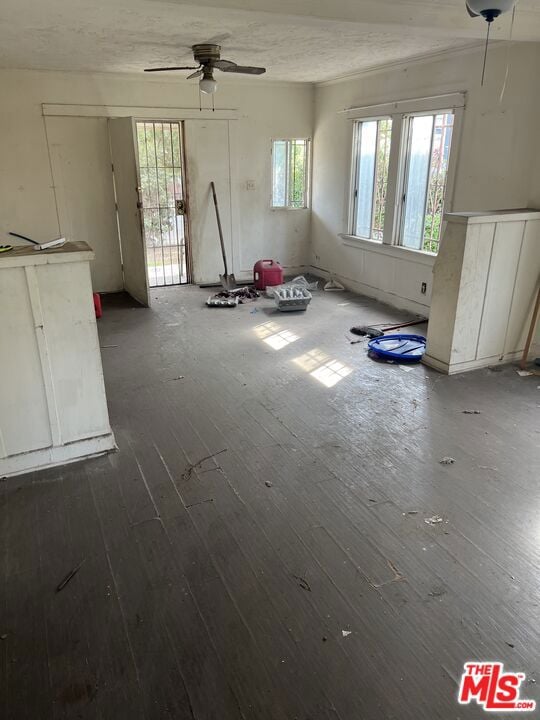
left=309, top=265, right=431, bottom=316
left=423, top=350, right=530, bottom=375
left=0, top=432, right=117, bottom=478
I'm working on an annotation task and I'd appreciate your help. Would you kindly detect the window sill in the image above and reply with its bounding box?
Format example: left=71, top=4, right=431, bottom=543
left=339, top=234, right=437, bottom=266
left=271, top=206, right=309, bottom=211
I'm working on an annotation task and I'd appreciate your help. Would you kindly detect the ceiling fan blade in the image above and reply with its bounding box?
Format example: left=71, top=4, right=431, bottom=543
left=144, top=66, right=199, bottom=72
left=465, top=2, right=479, bottom=17
left=218, top=64, right=266, bottom=75
left=186, top=68, right=203, bottom=80
left=213, top=59, right=237, bottom=71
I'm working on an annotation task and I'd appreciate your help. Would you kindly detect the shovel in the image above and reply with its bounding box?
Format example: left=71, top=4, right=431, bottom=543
left=210, top=181, right=236, bottom=291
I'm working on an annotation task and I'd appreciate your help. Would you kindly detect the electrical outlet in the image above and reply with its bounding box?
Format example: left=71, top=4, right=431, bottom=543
left=421, top=282, right=427, bottom=295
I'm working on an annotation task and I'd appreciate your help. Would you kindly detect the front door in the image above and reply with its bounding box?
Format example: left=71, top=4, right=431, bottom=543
left=109, top=117, right=150, bottom=306
left=135, top=121, right=191, bottom=287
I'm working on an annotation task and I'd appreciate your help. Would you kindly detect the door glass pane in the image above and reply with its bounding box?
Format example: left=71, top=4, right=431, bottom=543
left=354, top=121, right=377, bottom=238
left=402, top=115, right=434, bottom=249
left=272, top=140, right=287, bottom=207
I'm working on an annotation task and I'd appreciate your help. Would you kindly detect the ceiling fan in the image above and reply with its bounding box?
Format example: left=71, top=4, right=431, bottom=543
left=144, top=43, right=266, bottom=95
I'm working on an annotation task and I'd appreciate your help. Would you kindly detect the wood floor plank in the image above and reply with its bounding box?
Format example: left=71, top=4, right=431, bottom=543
left=2, top=285, right=539, bottom=719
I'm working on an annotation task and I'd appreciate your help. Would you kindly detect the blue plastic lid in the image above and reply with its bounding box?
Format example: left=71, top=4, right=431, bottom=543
left=368, top=333, right=426, bottom=362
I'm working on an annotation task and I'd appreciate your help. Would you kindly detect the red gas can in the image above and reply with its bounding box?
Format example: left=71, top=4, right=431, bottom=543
left=253, top=259, right=284, bottom=291
left=93, top=292, right=102, bottom=319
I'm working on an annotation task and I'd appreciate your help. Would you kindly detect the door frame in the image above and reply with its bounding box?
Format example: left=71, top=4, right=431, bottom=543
left=133, top=118, right=193, bottom=286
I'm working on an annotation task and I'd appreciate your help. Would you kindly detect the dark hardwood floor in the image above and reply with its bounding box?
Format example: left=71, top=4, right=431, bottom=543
left=2, top=284, right=539, bottom=719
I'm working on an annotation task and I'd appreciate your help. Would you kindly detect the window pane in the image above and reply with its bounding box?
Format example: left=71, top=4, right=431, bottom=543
left=353, top=118, right=392, bottom=240
left=373, top=119, right=392, bottom=241
left=423, top=113, right=454, bottom=253
left=402, top=115, right=434, bottom=250
left=272, top=140, right=287, bottom=207
left=272, top=139, right=308, bottom=208
left=354, top=121, right=377, bottom=238
left=289, top=140, right=307, bottom=208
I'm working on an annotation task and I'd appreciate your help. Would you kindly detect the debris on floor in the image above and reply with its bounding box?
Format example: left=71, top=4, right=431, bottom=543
left=231, top=287, right=260, bottom=302
left=428, top=588, right=446, bottom=598
left=0, top=633, right=8, bottom=640
left=439, top=456, right=455, bottom=465
left=369, top=559, right=406, bottom=589
left=341, top=629, right=352, bottom=637
left=56, top=559, right=86, bottom=593
left=264, top=480, right=273, bottom=487
left=324, top=276, right=345, bottom=291
left=207, top=294, right=238, bottom=308
left=292, top=574, right=312, bottom=592
left=182, top=449, right=228, bottom=481
left=462, top=410, right=481, bottom=414
left=399, top=364, right=414, bottom=373
left=424, top=515, right=444, bottom=525
left=516, top=369, right=534, bottom=377
left=207, top=286, right=260, bottom=308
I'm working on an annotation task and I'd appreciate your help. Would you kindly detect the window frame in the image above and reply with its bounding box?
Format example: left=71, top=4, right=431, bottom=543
left=271, top=138, right=311, bottom=210
left=343, top=93, right=465, bottom=256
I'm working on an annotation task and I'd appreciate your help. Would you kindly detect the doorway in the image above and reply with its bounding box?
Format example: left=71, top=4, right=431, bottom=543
left=135, top=121, right=192, bottom=287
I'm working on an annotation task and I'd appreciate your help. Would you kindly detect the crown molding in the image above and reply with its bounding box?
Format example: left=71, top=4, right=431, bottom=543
left=316, top=41, right=490, bottom=87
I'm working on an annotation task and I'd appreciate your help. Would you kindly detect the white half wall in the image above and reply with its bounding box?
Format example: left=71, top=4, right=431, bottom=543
left=0, top=69, right=314, bottom=291
left=311, top=42, right=540, bottom=314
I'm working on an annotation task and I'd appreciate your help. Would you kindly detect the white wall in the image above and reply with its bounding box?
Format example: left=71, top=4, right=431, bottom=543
left=311, top=42, right=540, bottom=314
left=0, top=69, right=313, bottom=291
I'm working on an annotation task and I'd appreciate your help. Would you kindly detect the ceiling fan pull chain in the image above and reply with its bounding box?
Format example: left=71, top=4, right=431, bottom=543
left=480, top=20, right=491, bottom=86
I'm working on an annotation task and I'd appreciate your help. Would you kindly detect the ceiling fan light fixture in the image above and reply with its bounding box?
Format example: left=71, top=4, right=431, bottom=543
left=199, top=73, right=217, bottom=94
left=466, top=0, right=517, bottom=21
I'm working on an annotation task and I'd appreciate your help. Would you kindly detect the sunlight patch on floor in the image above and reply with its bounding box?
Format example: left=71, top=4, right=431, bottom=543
left=254, top=322, right=299, bottom=350
left=293, top=349, right=353, bottom=387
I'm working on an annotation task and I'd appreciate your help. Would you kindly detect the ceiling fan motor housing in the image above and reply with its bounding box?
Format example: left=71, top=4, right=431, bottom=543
left=192, top=44, right=222, bottom=65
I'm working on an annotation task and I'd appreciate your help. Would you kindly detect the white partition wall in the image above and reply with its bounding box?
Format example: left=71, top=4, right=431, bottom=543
left=0, top=242, right=116, bottom=476
left=425, top=210, right=540, bottom=374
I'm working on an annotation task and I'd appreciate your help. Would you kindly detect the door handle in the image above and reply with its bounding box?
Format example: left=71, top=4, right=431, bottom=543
left=175, top=199, right=186, bottom=216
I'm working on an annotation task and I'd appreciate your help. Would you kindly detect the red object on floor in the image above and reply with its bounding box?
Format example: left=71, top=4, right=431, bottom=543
left=93, top=293, right=102, bottom=319
left=253, top=259, right=284, bottom=290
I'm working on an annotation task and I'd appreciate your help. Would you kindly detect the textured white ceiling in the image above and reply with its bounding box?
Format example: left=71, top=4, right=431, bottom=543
left=0, top=0, right=538, bottom=82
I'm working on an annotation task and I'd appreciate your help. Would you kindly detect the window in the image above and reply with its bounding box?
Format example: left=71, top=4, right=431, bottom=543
left=345, top=94, right=463, bottom=255
left=272, top=139, right=310, bottom=209
left=400, top=112, right=454, bottom=254
left=351, top=118, right=392, bottom=240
